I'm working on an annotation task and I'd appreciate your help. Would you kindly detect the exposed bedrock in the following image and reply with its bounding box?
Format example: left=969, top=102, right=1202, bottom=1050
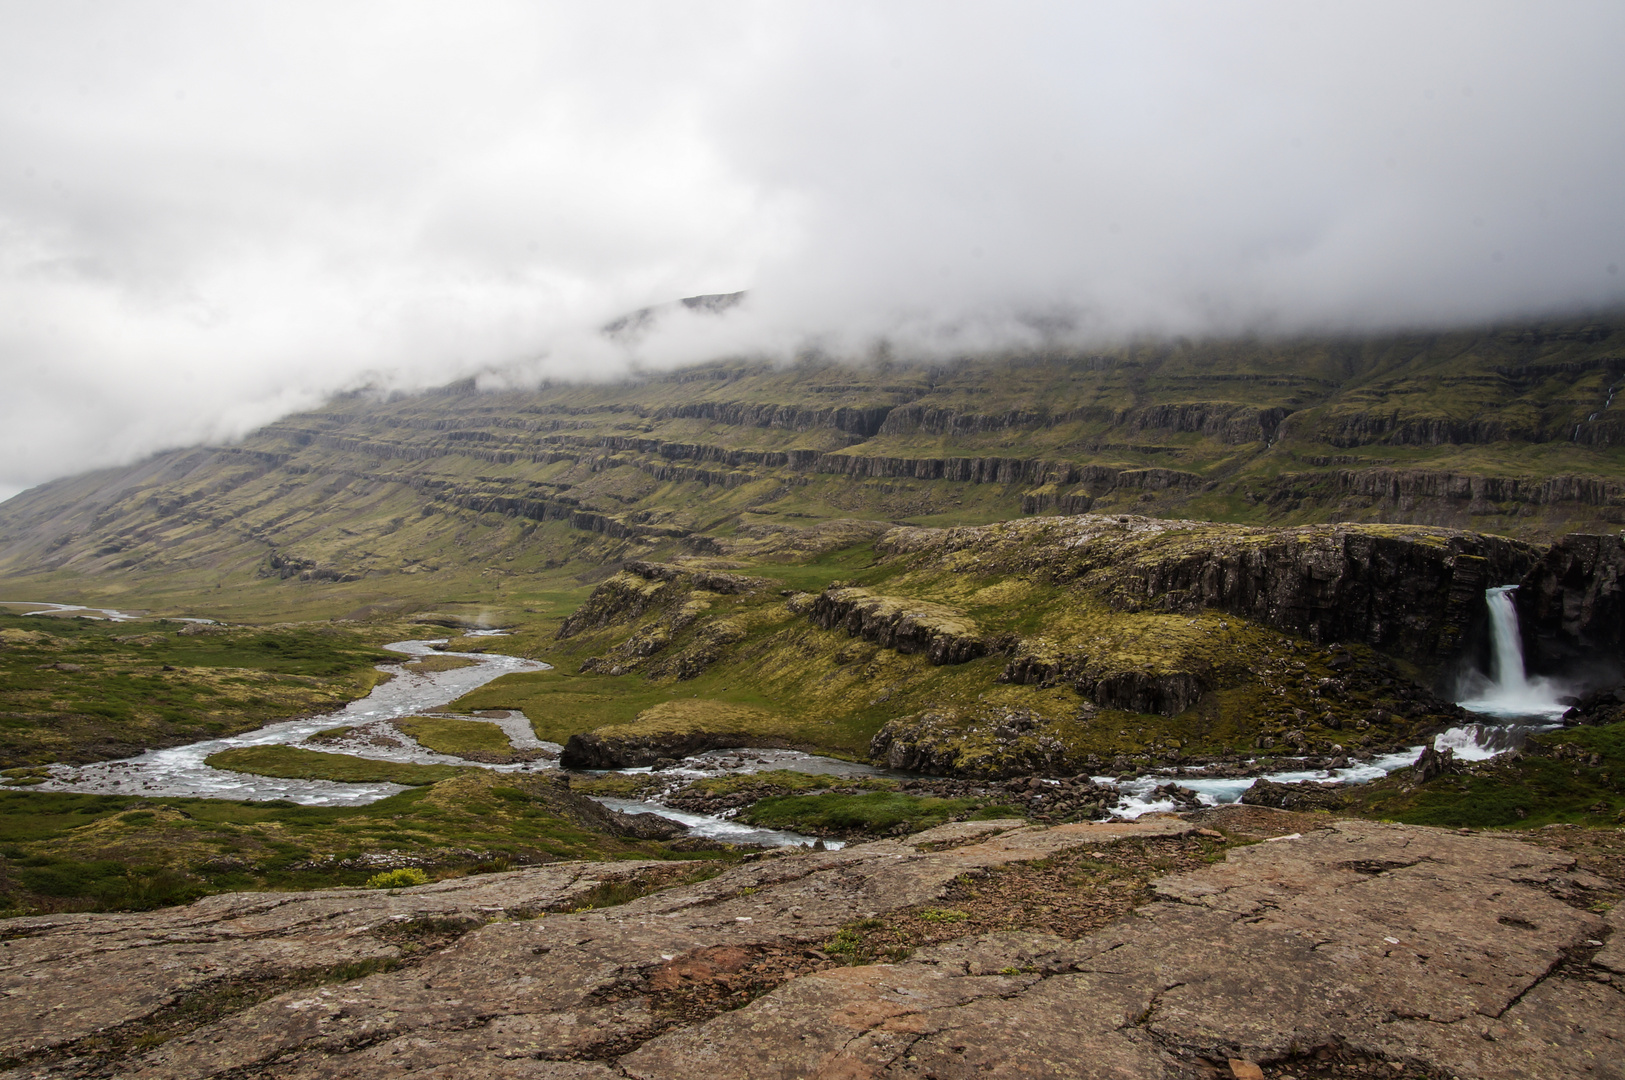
left=1516, top=532, right=1625, bottom=672
left=809, top=586, right=991, bottom=665
left=560, top=729, right=794, bottom=769
left=5, top=815, right=1618, bottom=1079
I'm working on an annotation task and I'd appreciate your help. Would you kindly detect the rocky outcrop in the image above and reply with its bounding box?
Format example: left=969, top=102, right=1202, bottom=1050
left=998, top=649, right=1208, bottom=717
left=1321, top=410, right=1540, bottom=447
left=811, top=453, right=1205, bottom=494
left=1105, top=526, right=1538, bottom=660
left=1240, top=777, right=1348, bottom=811
left=556, top=571, right=672, bottom=639
left=809, top=587, right=989, bottom=665
left=1272, top=467, right=1625, bottom=509
left=873, top=401, right=1284, bottom=445
left=1129, top=402, right=1288, bottom=444
left=560, top=729, right=794, bottom=769
left=543, top=779, right=690, bottom=840
left=5, top=815, right=1618, bottom=1079
left=619, top=560, right=769, bottom=595
left=869, top=707, right=1083, bottom=777
left=557, top=562, right=768, bottom=641
left=648, top=400, right=893, bottom=437
left=256, top=552, right=363, bottom=583
left=1561, top=684, right=1625, bottom=726
left=1515, top=532, right=1625, bottom=669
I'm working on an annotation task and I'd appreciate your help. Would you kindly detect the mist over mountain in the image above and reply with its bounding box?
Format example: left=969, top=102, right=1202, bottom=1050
left=1, top=2, right=1624, bottom=501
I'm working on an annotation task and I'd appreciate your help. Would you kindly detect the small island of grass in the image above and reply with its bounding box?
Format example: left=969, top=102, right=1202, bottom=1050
left=205, top=745, right=467, bottom=786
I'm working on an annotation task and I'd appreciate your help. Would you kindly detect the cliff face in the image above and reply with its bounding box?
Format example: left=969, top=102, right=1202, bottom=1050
left=1516, top=533, right=1625, bottom=671
left=1101, top=527, right=1537, bottom=661
left=882, top=516, right=1539, bottom=665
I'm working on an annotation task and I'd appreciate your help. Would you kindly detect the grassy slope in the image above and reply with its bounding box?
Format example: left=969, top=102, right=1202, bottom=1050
left=3, top=317, right=1624, bottom=630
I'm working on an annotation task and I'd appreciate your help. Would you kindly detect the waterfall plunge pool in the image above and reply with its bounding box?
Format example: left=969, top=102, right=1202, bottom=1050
left=1443, top=584, right=1571, bottom=760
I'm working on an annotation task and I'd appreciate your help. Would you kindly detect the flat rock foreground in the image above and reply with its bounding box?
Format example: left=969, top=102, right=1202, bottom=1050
left=2, top=809, right=1622, bottom=1080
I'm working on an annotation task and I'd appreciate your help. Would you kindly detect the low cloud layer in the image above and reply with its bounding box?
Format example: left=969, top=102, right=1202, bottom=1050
left=2, top=1, right=1622, bottom=498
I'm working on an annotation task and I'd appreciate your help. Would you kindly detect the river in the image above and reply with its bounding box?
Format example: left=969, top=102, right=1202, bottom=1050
left=7, top=596, right=1559, bottom=835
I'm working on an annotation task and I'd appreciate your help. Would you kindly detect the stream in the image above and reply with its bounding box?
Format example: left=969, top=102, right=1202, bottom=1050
left=7, top=586, right=1574, bottom=836
left=32, top=639, right=553, bottom=806
left=11, top=604, right=863, bottom=846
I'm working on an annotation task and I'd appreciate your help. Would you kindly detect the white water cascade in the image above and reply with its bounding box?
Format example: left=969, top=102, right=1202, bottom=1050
left=1454, top=585, right=1568, bottom=722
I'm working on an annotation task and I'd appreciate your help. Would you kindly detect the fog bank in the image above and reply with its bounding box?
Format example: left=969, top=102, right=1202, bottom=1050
left=1, top=1, right=1622, bottom=497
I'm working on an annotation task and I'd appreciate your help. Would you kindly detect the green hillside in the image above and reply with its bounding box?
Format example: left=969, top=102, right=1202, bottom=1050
left=0, top=316, right=1623, bottom=624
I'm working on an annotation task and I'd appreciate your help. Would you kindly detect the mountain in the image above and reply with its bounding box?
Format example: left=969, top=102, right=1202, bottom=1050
left=1, top=315, right=1623, bottom=622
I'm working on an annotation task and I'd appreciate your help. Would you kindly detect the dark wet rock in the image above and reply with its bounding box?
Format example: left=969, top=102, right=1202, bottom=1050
left=1563, top=684, right=1625, bottom=726
left=1240, top=777, right=1349, bottom=811
left=1150, top=782, right=1204, bottom=812
left=561, top=730, right=793, bottom=769
left=1516, top=533, right=1625, bottom=668
left=1411, top=744, right=1457, bottom=784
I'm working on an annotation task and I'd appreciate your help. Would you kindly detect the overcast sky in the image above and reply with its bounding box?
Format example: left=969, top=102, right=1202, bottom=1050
left=2, top=1, right=1623, bottom=501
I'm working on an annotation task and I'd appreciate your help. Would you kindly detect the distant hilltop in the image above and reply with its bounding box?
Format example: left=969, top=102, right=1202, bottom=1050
left=602, top=290, right=748, bottom=341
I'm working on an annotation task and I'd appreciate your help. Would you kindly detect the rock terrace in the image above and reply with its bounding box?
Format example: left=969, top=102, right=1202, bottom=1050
left=1, top=809, right=1620, bottom=1079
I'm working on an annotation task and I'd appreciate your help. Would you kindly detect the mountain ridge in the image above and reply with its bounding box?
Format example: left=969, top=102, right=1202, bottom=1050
left=3, top=315, right=1624, bottom=621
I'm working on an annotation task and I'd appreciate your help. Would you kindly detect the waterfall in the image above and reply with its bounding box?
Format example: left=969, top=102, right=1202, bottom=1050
left=1455, top=585, right=1567, bottom=721
left=1485, top=586, right=1531, bottom=698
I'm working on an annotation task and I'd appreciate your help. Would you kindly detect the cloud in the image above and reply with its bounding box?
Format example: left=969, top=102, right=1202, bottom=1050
left=0, top=0, right=1622, bottom=497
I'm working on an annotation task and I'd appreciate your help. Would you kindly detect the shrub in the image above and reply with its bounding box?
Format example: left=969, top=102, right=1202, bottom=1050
left=365, top=867, right=430, bottom=889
